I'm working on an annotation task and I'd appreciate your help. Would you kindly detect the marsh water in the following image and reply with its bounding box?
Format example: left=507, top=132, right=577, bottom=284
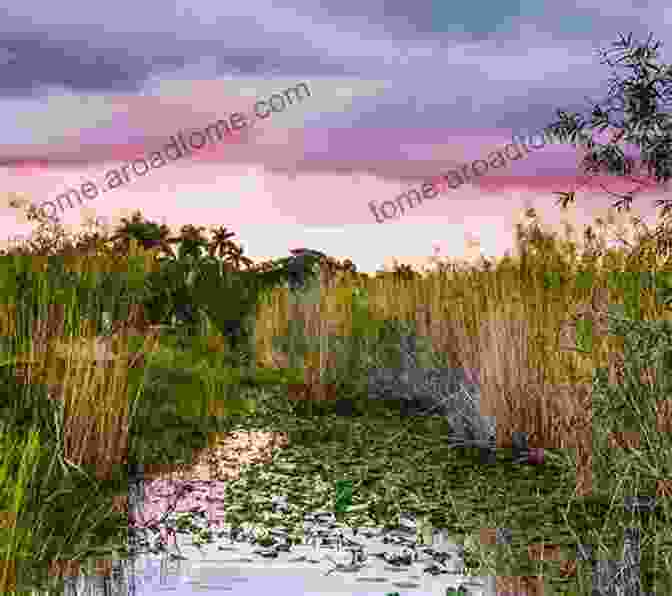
left=21, top=457, right=495, bottom=596
left=17, top=424, right=499, bottom=596
left=19, top=440, right=643, bottom=596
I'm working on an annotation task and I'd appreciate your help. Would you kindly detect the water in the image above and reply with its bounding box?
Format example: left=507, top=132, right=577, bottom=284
left=121, top=461, right=495, bottom=596
left=20, top=461, right=650, bottom=596
left=118, top=524, right=496, bottom=596
left=19, top=459, right=493, bottom=595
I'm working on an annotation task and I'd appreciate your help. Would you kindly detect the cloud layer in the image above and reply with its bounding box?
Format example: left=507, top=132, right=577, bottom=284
left=1, top=1, right=671, bottom=272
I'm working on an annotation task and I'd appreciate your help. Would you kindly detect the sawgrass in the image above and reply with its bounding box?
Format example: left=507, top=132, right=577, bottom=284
left=0, top=205, right=671, bottom=594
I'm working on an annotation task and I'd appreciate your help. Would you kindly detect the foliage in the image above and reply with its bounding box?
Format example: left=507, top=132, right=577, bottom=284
left=107, top=210, right=176, bottom=257
left=546, top=31, right=672, bottom=274
left=96, top=213, right=329, bottom=364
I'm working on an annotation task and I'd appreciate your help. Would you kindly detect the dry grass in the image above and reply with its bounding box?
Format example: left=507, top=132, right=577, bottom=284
left=4, top=205, right=672, bottom=593
left=10, top=301, right=162, bottom=521
left=252, top=207, right=672, bottom=503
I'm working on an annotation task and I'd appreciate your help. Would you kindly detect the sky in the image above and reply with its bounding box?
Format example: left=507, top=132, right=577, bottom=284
left=2, top=4, right=672, bottom=595
left=2, top=1, right=672, bottom=275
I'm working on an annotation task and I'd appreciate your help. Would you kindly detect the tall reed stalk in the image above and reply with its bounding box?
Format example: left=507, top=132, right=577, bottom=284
left=0, top=242, right=163, bottom=593
left=253, top=206, right=672, bottom=498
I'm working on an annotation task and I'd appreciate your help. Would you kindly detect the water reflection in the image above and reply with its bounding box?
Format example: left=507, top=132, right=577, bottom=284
left=26, top=557, right=135, bottom=596
left=21, top=430, right=289, bottom=595
left=21, top=462, right=182, bottom=595
left=19, top=461, right=144, bottom=596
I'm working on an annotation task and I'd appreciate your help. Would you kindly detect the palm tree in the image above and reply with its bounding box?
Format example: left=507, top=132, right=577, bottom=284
left=221, top=243, right=256, bottom=272
left=169, top=223, right=212, bottom=262
left=148, top=222, right=257, bottom=339
left=205, top=226, right=237, bottom=261
left=108, top=210, right=175, bottom=259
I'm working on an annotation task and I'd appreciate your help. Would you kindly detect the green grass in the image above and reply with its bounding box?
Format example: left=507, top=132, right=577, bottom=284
left=1, top=214, right=671, bottom=595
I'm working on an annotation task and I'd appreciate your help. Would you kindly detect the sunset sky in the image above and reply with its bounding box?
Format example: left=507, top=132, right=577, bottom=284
left=1, top=2, right=672, bottom=275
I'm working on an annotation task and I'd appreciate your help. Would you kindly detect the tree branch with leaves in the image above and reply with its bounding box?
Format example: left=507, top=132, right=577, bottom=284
left=546, top=31, right=672, bottom=263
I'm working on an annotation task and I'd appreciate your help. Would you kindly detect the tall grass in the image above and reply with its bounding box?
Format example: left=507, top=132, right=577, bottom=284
left=253, top=204, right=672, bottom=511
left=0, top=242, right=168, bottom=593
left=0, top=223, right=274, bottom=593
left=0, top=200, right=670, bottom=594
left=248, top=207, right=672, bottom=592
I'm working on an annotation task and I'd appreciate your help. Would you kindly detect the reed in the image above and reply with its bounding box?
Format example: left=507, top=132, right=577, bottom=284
left=1, top=199, right=670, bottom=594
left=253, top=205, right=672, bottom=499
left=0, top=242, right=166, bottom=593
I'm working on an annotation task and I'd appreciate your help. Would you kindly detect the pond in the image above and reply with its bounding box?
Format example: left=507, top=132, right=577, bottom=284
left=19, top=427, right=498, bottom=596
